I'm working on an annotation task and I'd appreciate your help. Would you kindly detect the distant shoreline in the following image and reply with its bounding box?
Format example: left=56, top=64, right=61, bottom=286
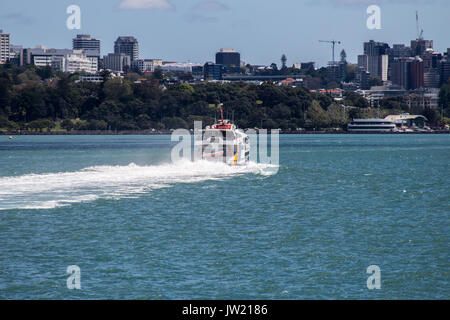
left=2, top=130, right=450, bottom=135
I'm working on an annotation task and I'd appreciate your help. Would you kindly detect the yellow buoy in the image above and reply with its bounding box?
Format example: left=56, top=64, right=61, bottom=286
left=9, top=136, right=13, bottom=140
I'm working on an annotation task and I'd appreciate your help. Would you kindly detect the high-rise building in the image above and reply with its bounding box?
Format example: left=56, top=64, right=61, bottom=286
left=114, top=36, right=138, bottom=62
left=387, top=44, right=413, bottom=75
left=204, top=62, right=222, bottom=80
left=215, top=48, right=240, bottom=67
left=440, top=53, right=450, bottom=85
left=364, top=40, right=389, bottom=56
left=363, top=41, right=390, bottom=81
left=422, top=50, right=442, bottom=88
left=366, top=54, right=389, bottom=82
left=379, top=55, right=389, bottom=82
left=424, top=69, right=441, bottom=88
left=19, top=48, right=31, bottom=66
left=0, top=29, right=11, bottom=63
left=103, top=53, right=131, bottom=72
left=391, top=58, right=412, bottom=90
left=357, top=68, right=370, bottom=90
left=326, top=63, right=340, bottom=82
left=411, top=39, right=433, bottom=57
left=73, top=34, right=101, bottom=70
left=358, top=55, right=368, bottom=72
left=391, top=57, right=424, bottom=90
left=9, top=45, right=22, bottom=64
left=388, top=44, right=412, bottom=59
left=73, top=34, right=100, bottom=55
left=410, top=58, right=424, bottom=89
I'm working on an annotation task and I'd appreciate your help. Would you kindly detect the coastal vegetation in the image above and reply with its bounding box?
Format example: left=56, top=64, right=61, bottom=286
left=0, top=64, right=448, bottom=132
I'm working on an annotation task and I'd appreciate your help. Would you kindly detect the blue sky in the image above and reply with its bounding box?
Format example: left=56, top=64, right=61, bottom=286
left=1, top=0, right=449, bottom=67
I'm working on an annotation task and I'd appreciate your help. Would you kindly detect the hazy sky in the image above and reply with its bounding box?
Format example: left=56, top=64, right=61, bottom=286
left=1, top=0, right=449, bottom=67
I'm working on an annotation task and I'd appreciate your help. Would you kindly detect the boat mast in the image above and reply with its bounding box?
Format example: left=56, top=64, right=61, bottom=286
left=219, top=103, right=224, bottom=123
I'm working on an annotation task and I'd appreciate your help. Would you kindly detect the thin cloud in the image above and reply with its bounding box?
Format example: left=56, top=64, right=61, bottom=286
left=0, top=13, right=33, bottom=24
left=118, top=0, right=175, bottom=10
left=184, top=13, right=218, bottom=23
left=194, top=1, right=230, bottom=11
left=307, top=0, right=447, bottom=5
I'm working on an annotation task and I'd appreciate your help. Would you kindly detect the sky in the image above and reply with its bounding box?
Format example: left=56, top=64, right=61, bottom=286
left=1, top=0, right=449, bottom=67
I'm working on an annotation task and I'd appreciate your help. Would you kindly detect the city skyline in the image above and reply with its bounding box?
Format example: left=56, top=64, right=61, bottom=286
left=1, top=0, right=449, bottom=67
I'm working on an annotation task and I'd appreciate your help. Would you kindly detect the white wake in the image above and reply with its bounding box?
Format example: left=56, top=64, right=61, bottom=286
left=0, top=160, right=276, bottom=210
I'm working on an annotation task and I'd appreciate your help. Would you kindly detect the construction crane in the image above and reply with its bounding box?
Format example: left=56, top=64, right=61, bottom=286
left=416, top=11, right=423, bottom=40
left=319, top=40, right=342, bottom=64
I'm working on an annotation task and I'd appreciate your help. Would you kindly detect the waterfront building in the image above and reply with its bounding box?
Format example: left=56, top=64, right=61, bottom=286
left=347, top=119, right=398, bottom=132
left=363, top=84, right=407, bottom=105
left=348, top=114, right=429, bottom=132
left=384, top=114, right=429, bottom=129
left=404, top=89, right=439, bottom=109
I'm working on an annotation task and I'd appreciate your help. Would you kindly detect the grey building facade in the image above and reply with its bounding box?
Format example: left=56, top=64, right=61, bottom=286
left=103, top=53, right=131, bottom=72
left=114, top=36, right=139, bottom=62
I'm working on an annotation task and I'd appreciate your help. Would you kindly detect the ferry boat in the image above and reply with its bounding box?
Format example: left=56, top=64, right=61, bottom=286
left=196, top=107, right=250, bottom=166
left=347, top=119, right=398, bottom=132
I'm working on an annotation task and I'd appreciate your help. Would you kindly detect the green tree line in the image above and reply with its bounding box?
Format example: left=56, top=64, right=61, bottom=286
left=0, top=64, right=449, bottom=132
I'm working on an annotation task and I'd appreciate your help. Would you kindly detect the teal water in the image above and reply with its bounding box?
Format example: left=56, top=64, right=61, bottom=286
left=0, top=134, right=449, bottom=299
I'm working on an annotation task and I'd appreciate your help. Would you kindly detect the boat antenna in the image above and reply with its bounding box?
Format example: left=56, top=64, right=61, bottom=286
left=220, top=103, right=224, bottom=123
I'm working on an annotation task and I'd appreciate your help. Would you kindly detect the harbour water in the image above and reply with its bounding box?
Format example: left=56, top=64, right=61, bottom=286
left=0, top=134, right=448, bottom=299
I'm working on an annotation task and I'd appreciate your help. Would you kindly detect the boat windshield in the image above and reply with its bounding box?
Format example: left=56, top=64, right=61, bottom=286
left=203, top=130, right=233, bottom=141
